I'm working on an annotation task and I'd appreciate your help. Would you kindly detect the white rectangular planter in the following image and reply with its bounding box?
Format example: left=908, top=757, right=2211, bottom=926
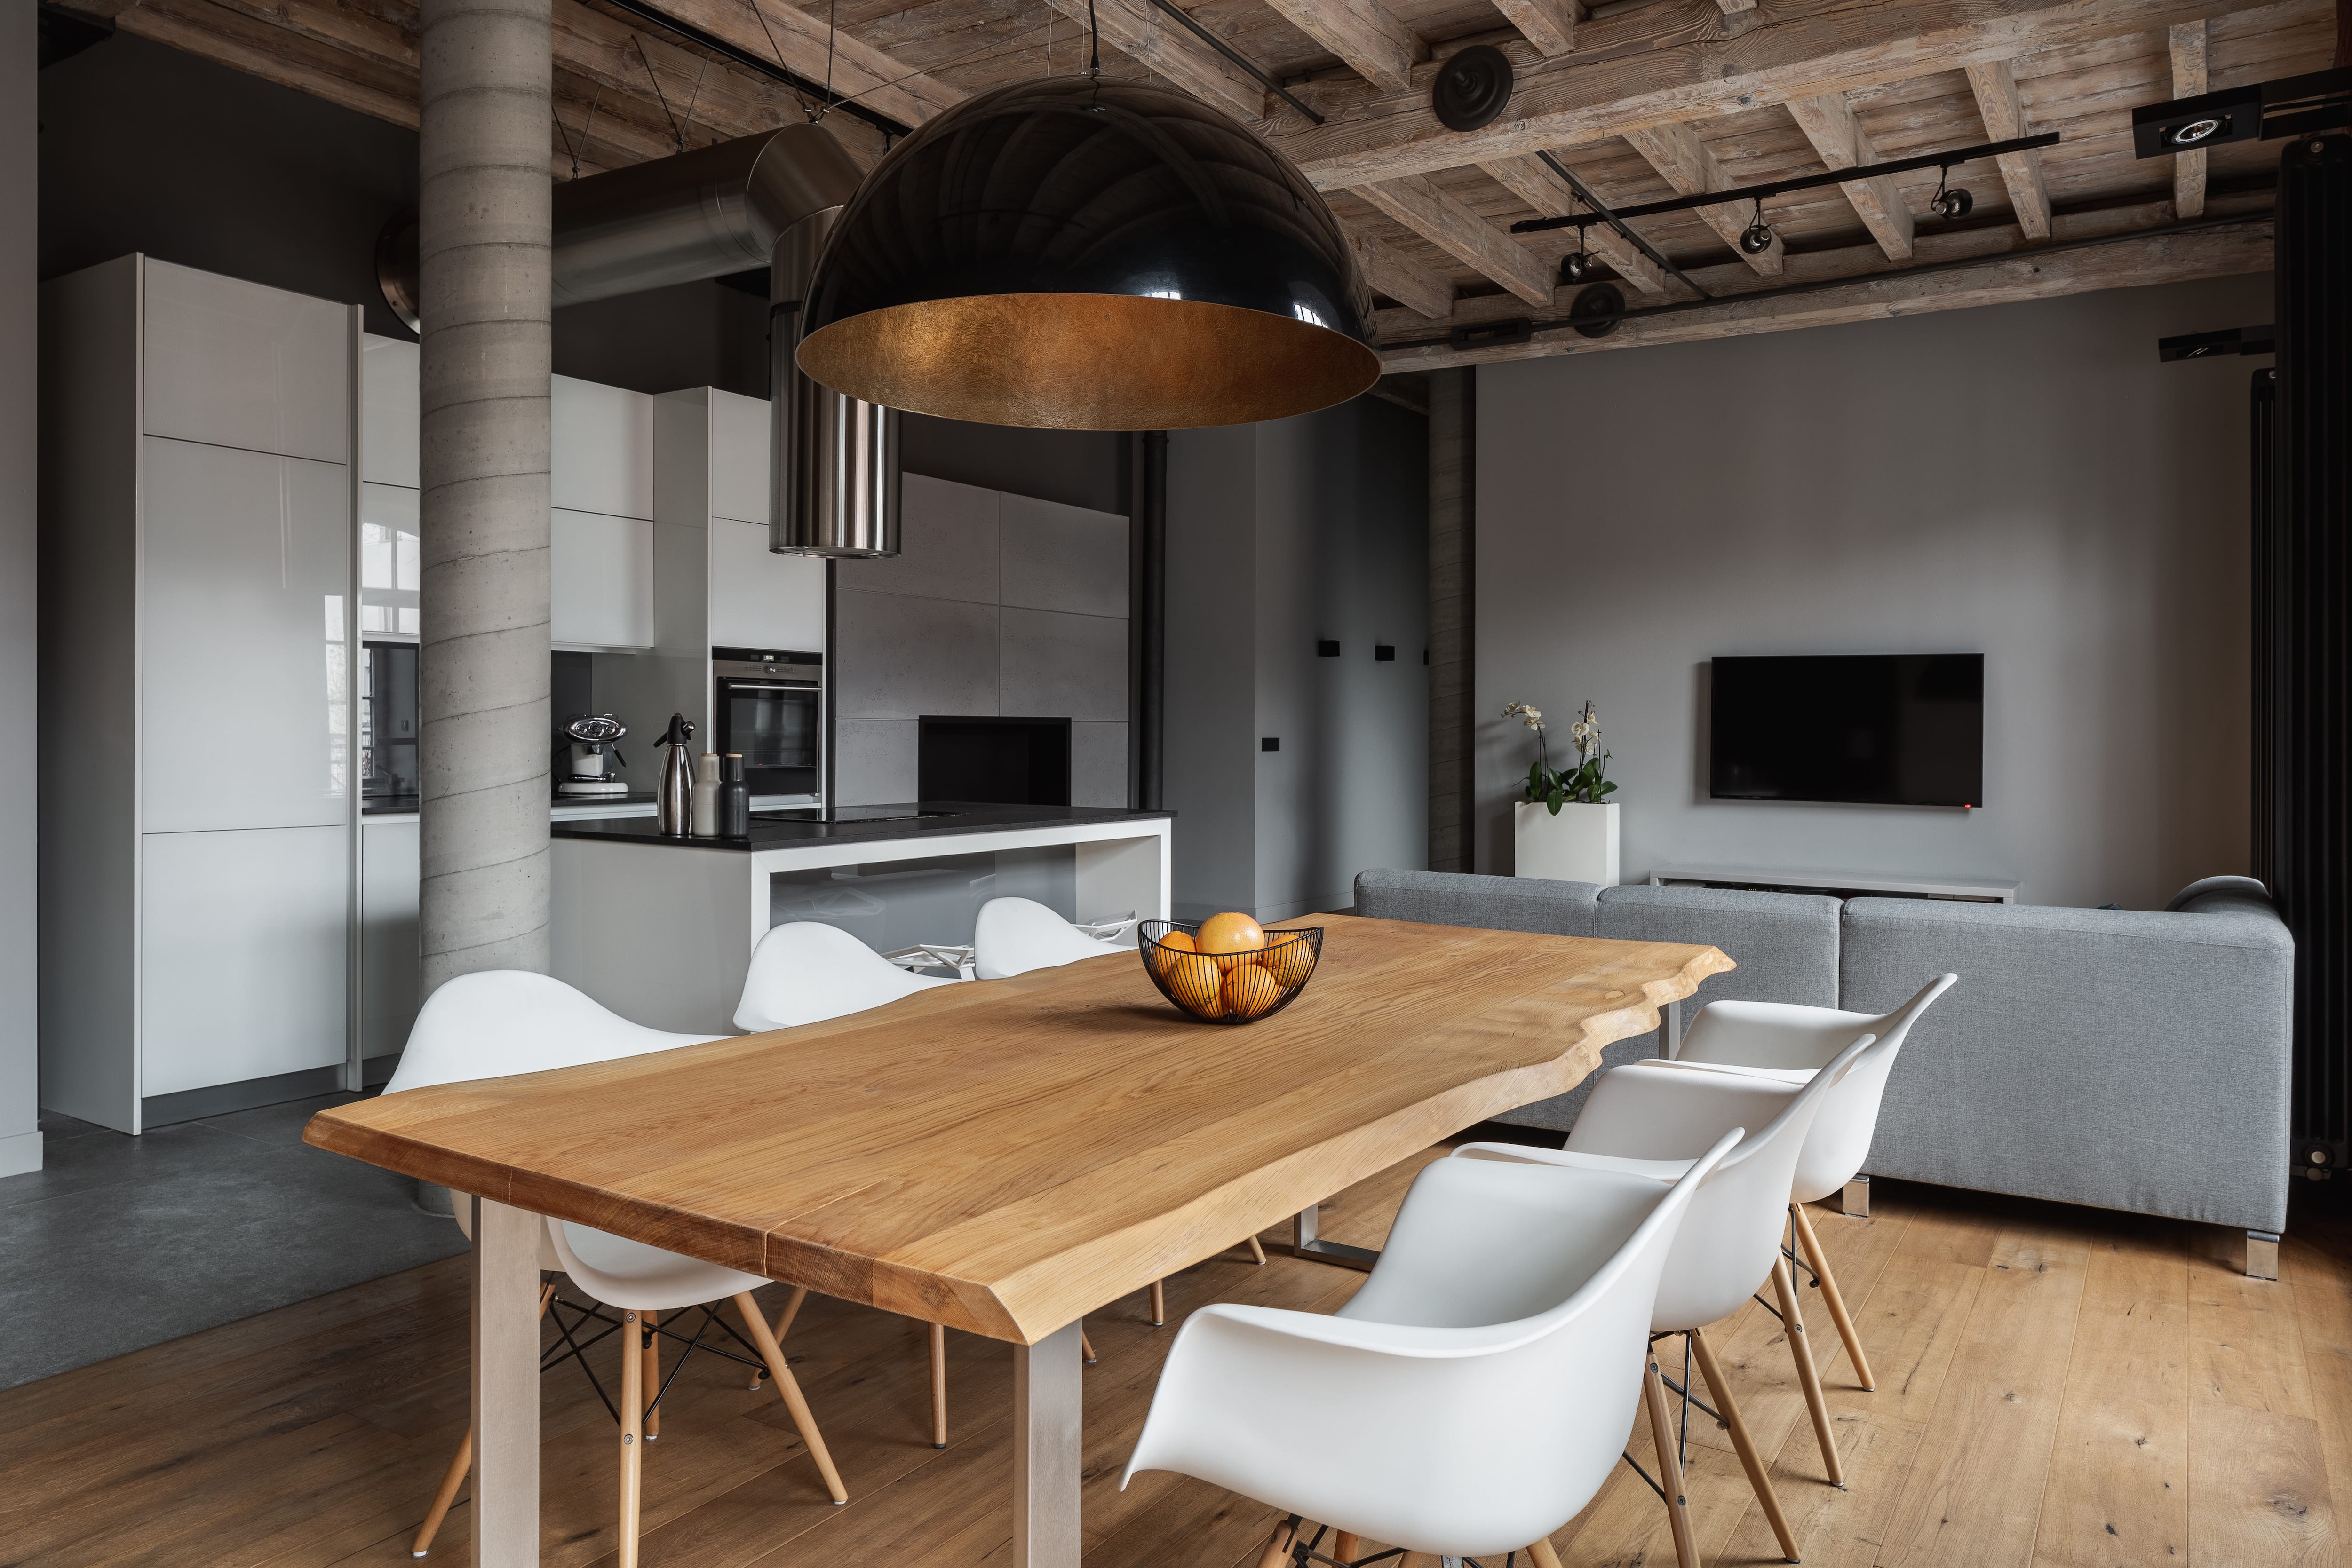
left=1513, top=800, right=1621, bottom=886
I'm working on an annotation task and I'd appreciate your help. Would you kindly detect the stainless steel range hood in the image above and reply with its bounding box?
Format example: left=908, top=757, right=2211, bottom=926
left=378, top=124, right=899, bottom=558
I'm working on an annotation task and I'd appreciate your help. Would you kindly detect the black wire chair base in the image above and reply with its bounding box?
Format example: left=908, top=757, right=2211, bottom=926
left=541, top=1285, right=774, bottom=1429
left=1277, top=1515, right=1521, bottom=1568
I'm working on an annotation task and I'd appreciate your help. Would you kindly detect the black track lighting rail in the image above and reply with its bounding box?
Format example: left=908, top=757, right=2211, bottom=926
left=1509, top=132, right=2062, bottom=234
left=595, top=0, right=912, bottom=139
left=1140, top=0, right=1326, bottom=124
left=1534, top=150, right=1714, bottom=300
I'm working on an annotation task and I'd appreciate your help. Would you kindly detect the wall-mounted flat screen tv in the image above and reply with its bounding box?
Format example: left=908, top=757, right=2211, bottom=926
left=1710, top=654, right=1984, bottom=807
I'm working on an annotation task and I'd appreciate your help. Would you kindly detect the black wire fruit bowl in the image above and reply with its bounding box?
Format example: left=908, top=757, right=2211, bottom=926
left=1138, top=919, right=1323, bottom=1024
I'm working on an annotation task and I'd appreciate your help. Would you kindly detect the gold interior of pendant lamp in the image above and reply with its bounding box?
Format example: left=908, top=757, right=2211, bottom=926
left=795, top=293, right=1382, bottom=431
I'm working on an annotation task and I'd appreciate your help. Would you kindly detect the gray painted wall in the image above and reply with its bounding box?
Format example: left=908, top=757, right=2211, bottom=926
left=5, top=0, right=40, bottom=1174
left=1474, top=271, right=2272, bottom=910
left=1166, top=398, right=1430, bottom=923
left=833, top=474, right=1130, bottom=807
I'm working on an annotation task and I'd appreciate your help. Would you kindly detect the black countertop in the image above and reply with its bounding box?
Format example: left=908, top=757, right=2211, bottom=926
left=548, top=802, right=1173, bottom=852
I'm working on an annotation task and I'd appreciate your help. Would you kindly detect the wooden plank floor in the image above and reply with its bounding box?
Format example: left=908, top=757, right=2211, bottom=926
left=3, top=1148, right=2347, bottom=1568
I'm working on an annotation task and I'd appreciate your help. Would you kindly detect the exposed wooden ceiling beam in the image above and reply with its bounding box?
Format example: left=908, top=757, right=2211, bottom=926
left=2170, top=20, right=2209, bottom=218
left=1378, top=216, right=2271, bottom=370
left=1622, top=120, right=1785, bottom=275
left=1785, top=92, right=1915, bottom=260
left=1477, top=153, right=1666, bottom=293
left=1263, top=0, right=1424, bottom=90
left=1490, top=0, right=1578, bottom=57
left=1034, top=0, right=1269, bottom=121
left=1963, top=57, right=2052, bottom=239
left=1353, top=174, right=1557, bottom=305
left=1263, top=0, right=2292, bottom=190
left=623, top=0, right=961, bottom=130
left=1345, top=222, right=1455, bottom=317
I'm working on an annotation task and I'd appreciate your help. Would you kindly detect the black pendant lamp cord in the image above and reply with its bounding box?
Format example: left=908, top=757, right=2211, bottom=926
left=1088, top=0, right=1100, bottom=78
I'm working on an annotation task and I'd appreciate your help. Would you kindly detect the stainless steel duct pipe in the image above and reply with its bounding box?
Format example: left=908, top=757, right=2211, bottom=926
left=379, top=124, right=899, bottom=558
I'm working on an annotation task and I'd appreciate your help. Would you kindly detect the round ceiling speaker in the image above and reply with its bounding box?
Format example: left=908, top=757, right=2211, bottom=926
left=1569, top=282, right=1626, bottom=339
left=2171, top=116, right=2225, bottom=146
left=1433, top=45, right=1514, bottom=133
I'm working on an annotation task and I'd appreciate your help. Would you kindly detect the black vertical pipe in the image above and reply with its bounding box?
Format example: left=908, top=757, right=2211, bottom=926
left=2270, top=133, right=2352, bottom=1174
left=1130, top=430, right=1168, bottom=812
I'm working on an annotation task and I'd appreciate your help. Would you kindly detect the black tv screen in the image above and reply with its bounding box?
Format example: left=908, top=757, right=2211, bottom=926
left=1710, top=654, right=1984, bottom=807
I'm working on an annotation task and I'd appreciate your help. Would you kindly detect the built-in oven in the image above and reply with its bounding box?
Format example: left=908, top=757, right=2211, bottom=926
left=713, top=647, right=822, bottom=800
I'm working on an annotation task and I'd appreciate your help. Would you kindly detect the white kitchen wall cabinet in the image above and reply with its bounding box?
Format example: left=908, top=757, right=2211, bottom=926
left=39, top=255, right=358, bottom=1133
left=707, top=387, right=771, bottom=526
left=553, top=374, right=656, bottom=520
left=140, top=826, right=350, bottom=1097
left=708, top=516, right=824, bottom=651
left=552, top=507, right=656, bottom=649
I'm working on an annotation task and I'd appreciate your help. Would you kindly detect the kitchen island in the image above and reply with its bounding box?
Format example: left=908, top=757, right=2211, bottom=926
left=549, top=803, right=1173, bottom=1034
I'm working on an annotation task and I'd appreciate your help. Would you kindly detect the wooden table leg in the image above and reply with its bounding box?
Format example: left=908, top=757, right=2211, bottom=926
left=1013, top=1320, right=1086, bottom=1568
left=471, top=1197, right=542, bottom=1568
left=930, top=1321, right=949, bottom=1449
left=619, top=1311, right=644, bottom=1568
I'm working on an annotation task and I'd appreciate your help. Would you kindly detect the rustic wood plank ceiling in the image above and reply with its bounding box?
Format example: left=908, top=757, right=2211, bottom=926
left=55, top=0, right=2323, bottom=370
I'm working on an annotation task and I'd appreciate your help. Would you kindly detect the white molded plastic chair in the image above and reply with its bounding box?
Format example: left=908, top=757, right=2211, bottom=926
left=1124, top=1129, right=1743, bottom=1567
left=1453, top=1032, right=1876, bottom=1568
left=972, top=895, right=1127, bottom=980
left=395, top=972, right=847, bottom=1565
left=973, top=896, right=1264, bottom=1294
left=734, top=918, right=959, bottom=1033
left=1657, top=974, right=1956, bottom=1394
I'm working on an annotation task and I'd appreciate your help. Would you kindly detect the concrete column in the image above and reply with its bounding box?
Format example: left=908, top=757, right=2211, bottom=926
left=1425, top=368, right=1475, bottom=875
left=417, top=0, right=554, bottom=991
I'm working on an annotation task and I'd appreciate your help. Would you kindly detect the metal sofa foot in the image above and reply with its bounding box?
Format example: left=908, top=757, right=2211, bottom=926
left=1840, top=1176, right=1870, bottom=1219
left=2246, top=1230, right=2280, bottom=1281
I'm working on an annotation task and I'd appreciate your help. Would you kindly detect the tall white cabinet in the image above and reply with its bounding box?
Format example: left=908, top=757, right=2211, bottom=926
left=40, top=257, right=357, bottom=1133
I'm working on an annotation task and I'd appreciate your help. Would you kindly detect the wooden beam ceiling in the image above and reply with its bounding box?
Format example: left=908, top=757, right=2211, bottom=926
left=1478, top=153, right=1666, bottom=293
left=1489, top=0, right=1577, bottom=57
left=2171, top=20, right=2210, bottom=217
left=1785, top=92, right=1916, bottom=260
left=1345, top=222, right=1455, bottom=317
left=1622, top=119, right=1787, bottom=276
left=1963, top=57, right=2053, bottom=239
left=1261, top=0, right=1423, bottom=90
left=1356, top=173, right=1557, bottom=304
left=1033, top=0, right=1268, bottom=119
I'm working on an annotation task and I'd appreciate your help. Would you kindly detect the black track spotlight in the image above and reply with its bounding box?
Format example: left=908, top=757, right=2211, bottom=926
left=1926, top=166, right=1973, bottom=221
left=1737, top=197, right=1774, bottom=256
left=1561, top=248, right=1595, bottom=284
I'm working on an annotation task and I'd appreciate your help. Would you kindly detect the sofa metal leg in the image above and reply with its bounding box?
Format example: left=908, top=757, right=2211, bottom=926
left=2246, top=1230, right=2280, bottom=1281
left=1840, top=1176, right=1871, bottom=1219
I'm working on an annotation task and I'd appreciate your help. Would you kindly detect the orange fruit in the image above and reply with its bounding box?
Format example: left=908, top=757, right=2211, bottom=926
left=1222, top=962, right=1281, bottom=1020
left=1165, top=953, right=1227, bottom=1017
left=1262, top=935, right=1316, bottom=988
left=1148, top=927, right=1197, bottom=978
left=1197, top=911, right=1268, bottom=971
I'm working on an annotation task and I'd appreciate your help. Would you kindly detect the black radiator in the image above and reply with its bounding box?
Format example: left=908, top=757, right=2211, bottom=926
left=2261, top=133, right=2352, bottom=1177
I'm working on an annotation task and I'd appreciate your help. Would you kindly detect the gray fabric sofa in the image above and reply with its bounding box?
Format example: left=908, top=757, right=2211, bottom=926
left=1353, top=868, right=2294, bottom=1247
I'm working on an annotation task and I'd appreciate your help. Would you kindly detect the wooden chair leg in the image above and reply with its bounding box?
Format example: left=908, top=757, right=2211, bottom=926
left=1333, top=1530, right=1361, bottom=1562
left=409, top=1425, right=473, bottom=1558
left=1772, top=1256, right=1845, bottom=1487
left=929, top=1321, right=949, bottom=1449
left=1791, top=1201, right=1875, bottom=1391
left=1081, top=1327, right=1098, bottom=1364
left=751, top=1286, right=810, bottom=1388
left=412, top=1282, right=551, bottom=1559
left=1149, top=1279, right=1166, bottom=1326
left=619, top=1310, right=645, bottom=1568
left=1640, top=1354, right=1701, bottom=1568
left=1690, top=1327, right=1800, bottom=1563
left=735, top=1292, right=850, bottom=1503
left=1255, top=1518, right=1298, bottom=1568
left=1524, top=1537, right=1566, bottom=1568
left=643, top=1309, right=661, bottom=1441
left=1247, top=1234, right=1268, bottom=1265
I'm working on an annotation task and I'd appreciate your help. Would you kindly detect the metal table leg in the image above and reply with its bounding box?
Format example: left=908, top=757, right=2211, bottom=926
left=1013, top=1319, right=1086, bottom=1568
left=472, top=1196, right=543, bottom=1567
left=1289, top=1203, right=1379, bottom=1272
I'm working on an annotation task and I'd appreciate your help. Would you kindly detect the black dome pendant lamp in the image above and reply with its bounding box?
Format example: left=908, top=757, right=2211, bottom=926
left=797, top=55, right=1381, bottom=430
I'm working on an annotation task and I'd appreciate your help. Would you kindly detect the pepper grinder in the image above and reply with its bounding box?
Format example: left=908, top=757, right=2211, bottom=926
left=691, top=753, right=721, bottom=837
left=655, top=713, right=695, bottom=836
left=718, top=753, right=750, bottom=838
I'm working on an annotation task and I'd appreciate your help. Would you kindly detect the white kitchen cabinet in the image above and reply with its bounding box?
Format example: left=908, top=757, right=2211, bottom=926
left=709, top=388, right=770, bottom=525
left=553, top=374, right=655, bottom=520
left=139, top=826, right=350, bottom=1098
left=141, top=437, right=350, bottom=833
left=553, top=507, right=655, bottom=649
left=361, top=333, right=420, bottom=487
left=359, top=817, right=421, bottom=1062
left=709, top=516, right=825, bottom=651
left=144, top=259, right=349, bottom=465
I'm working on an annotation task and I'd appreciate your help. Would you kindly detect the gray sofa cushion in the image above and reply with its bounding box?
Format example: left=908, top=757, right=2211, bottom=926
left=1842, top=894, right=2293, bottom=1234
left=1352, top=869, right=1599, bottom=937
left=1496, top=884, right=1843, bottom=1132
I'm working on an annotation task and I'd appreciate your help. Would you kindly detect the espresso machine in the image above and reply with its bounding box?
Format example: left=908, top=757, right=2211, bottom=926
left=556, top=713, right=630, bottom=797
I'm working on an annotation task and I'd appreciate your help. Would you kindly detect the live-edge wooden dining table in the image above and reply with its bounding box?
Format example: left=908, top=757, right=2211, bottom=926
left=306, top=914, right=1732, bottom=1568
